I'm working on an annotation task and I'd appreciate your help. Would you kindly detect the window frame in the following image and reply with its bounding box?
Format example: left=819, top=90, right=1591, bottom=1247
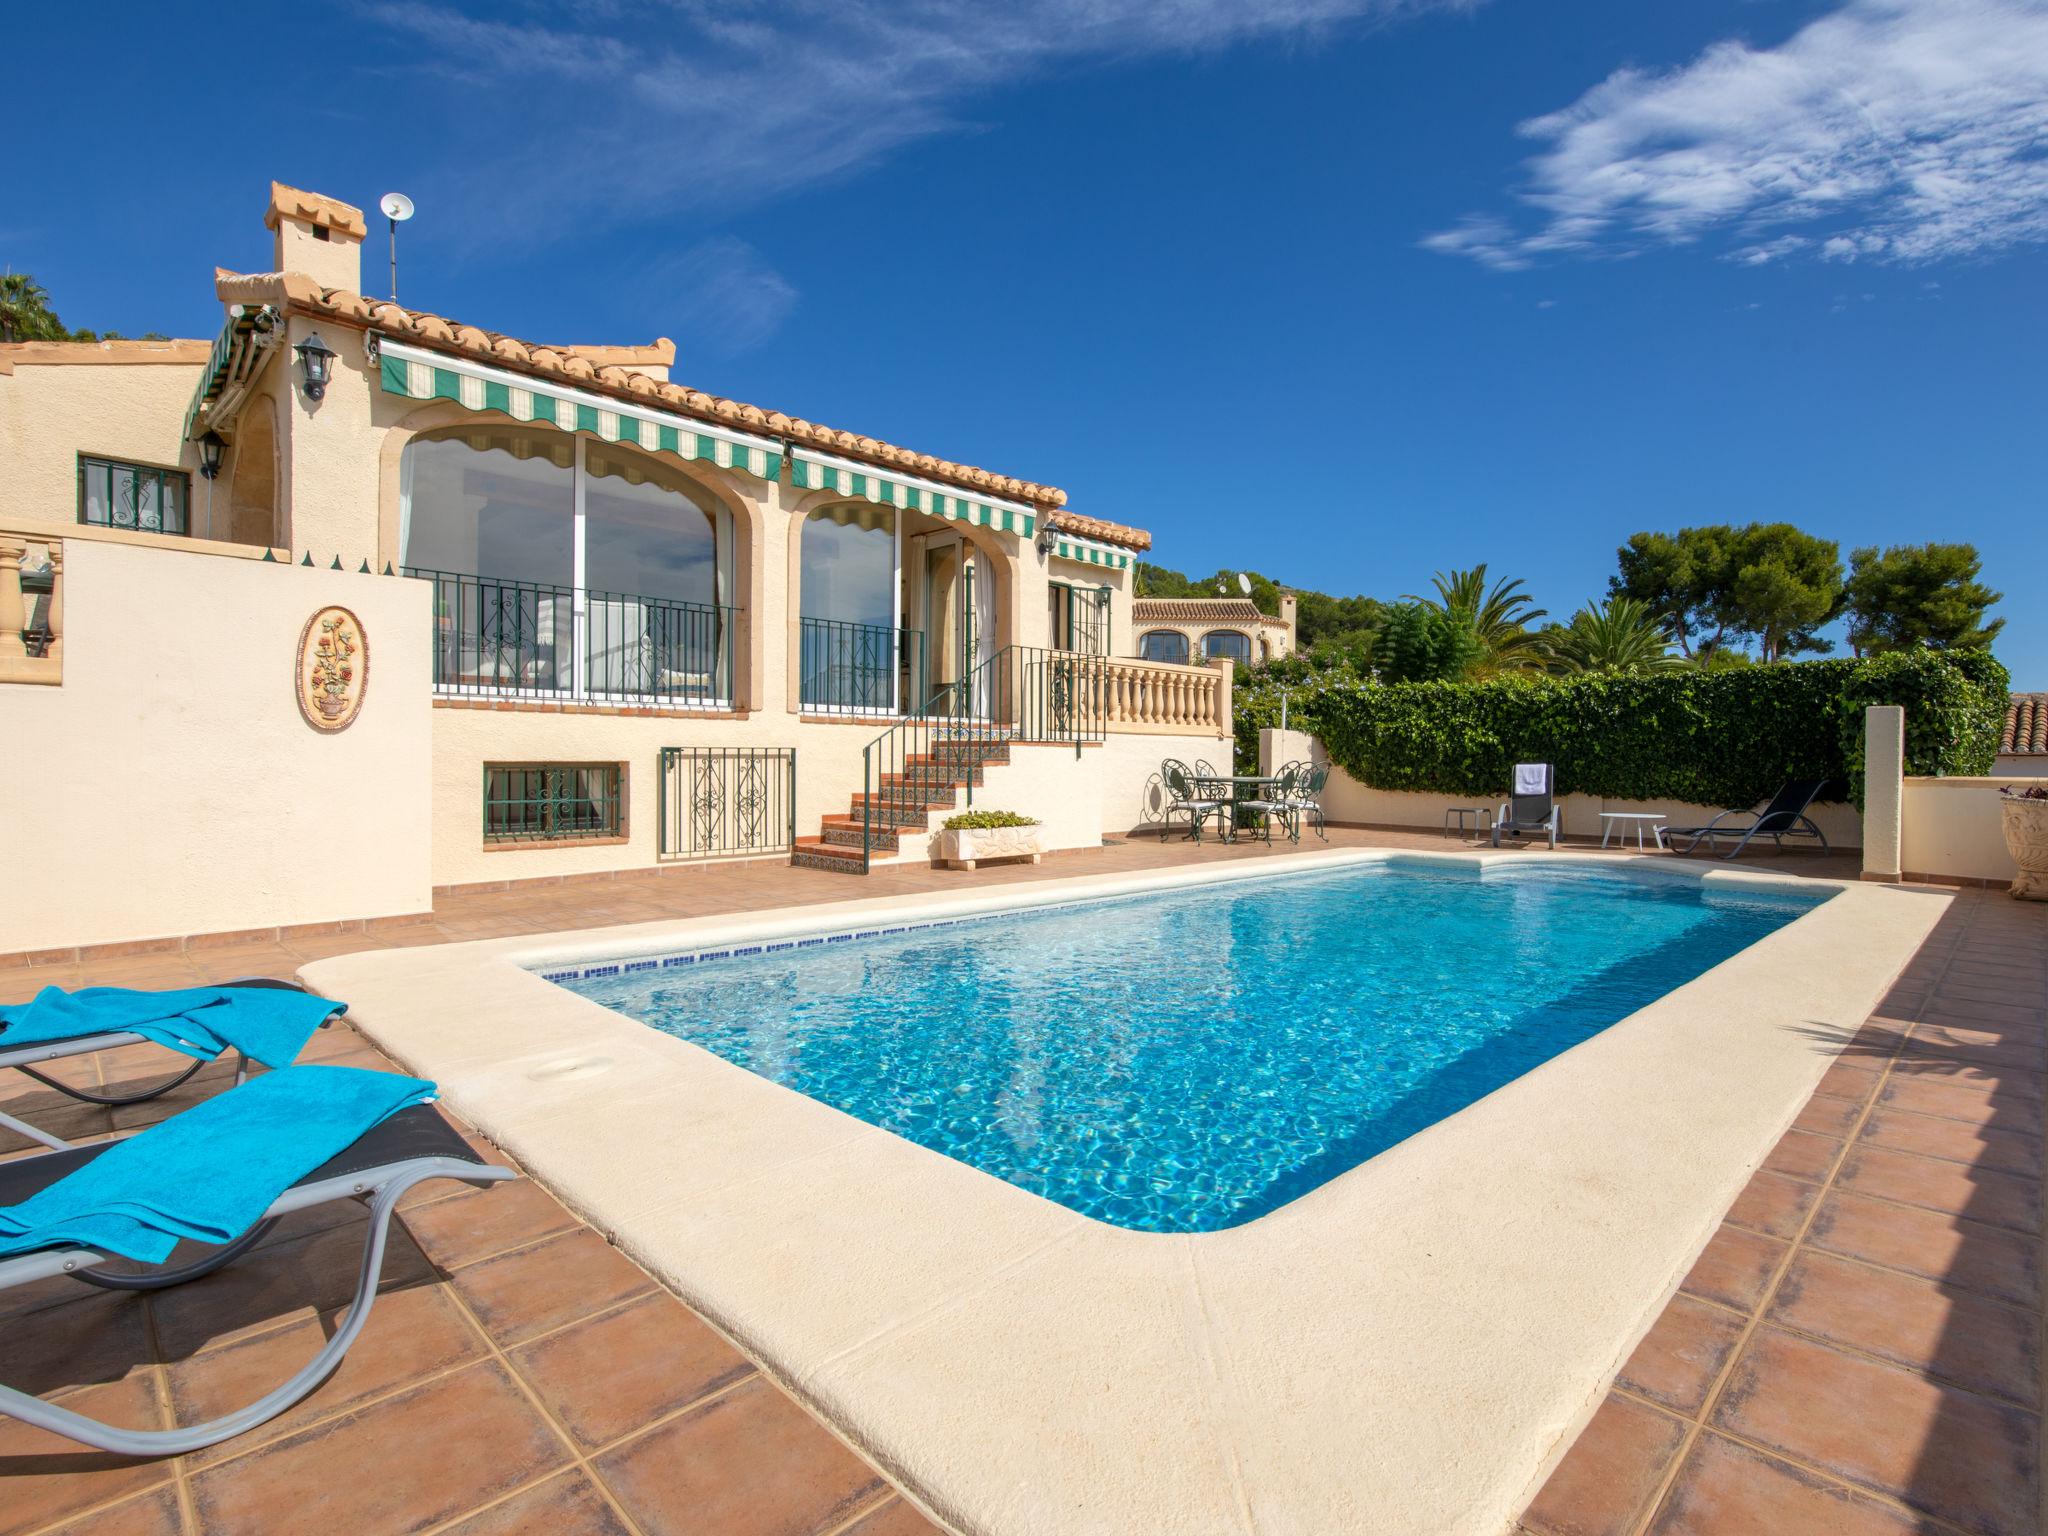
left=1136, top=629, right=1191, bottom=665
left=76, top=454, right=192, bottom=537
left=1200, top=629, right=1254, bottom=666
left=481, top=761, right=629, bottom=849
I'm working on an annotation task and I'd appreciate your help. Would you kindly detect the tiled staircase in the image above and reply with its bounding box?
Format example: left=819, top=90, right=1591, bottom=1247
left=791, top=736, right=1014, bottom=873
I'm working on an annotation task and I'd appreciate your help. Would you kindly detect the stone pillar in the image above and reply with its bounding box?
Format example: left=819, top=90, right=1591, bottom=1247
left=0, top=536, right=25, bottom=666
left=1863, top=704, right=1904, bottom=882
left=1208, top=655, right=1236, bottom=746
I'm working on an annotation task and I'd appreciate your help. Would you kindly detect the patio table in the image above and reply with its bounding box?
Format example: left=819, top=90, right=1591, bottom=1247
left=1192, top=775, right=1293, bottom=842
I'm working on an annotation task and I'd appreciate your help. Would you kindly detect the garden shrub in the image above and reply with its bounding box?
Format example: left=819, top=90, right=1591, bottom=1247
left=942, top=809, right=1040, bottom=830
left=1234, top=651, right=2008, bottom=809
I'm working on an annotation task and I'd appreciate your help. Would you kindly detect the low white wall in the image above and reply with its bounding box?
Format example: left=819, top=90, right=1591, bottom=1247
left=1900, top=778, right=2020, bottom=884
left=1, top=539, right=433, bottom=951
left=1258, top=728, right=1863, bottom=848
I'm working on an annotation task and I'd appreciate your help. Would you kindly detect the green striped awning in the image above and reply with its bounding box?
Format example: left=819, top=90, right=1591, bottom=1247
left=789, top=450, right=1036, bottom=539
left=1051, top=537, right=1132, bottom=571
left=183, top=304, right=283, bottom=442
left=374, top=338, right=784, bottom=482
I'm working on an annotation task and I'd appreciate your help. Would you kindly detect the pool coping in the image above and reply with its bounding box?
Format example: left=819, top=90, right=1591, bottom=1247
left=303, top=849, right=1954, bottom=1536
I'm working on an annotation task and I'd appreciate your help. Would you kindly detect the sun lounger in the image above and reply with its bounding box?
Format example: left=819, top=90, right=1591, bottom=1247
left=1492, top=762, right=1561, bottom=848
left=1667, top=779, right=1833, bottom=859
left=0, top=979, right=345, bottom=1152
left=0, top=1064, right=514, bottom=1455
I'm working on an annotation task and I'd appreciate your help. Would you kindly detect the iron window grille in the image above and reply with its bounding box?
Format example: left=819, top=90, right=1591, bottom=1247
left=483, top=763, right=625, bottom=845
left=77, top=456, right=190, bottom=537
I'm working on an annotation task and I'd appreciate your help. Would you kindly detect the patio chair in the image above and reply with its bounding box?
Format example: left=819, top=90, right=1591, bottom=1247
left=0, top=979, right=344, bottom=1153
left=0, top=1064, right=515, bottom=1455
left=1237, top=764, right=1301, bottom=845
left=1667, top=780, right=1833, bottom=859
left=1492, top=762, right=1561, bottom=849
left=1160, top=759, right=1227, bottom=843
left=1286, top=763, right=1331, bottom=840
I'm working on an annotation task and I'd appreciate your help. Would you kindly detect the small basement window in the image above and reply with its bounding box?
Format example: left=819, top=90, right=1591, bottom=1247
left=484, top=763, right=626, bottom=846
left=77, top=456, right=190, bottom=536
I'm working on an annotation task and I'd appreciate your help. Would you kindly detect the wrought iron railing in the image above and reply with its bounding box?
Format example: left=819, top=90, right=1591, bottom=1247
left=406, top=567, right=736, bottom=708
left=483, top=764, right=623, bottom=845
left=797, top=618, right=925, bottom=715
left=658, top=747, right=796, bottom=859
left=856, top=646, right=1109, bottom=871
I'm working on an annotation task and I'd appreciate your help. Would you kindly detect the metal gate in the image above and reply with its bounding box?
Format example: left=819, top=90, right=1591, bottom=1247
left=657, top=748, right=795, bottom=859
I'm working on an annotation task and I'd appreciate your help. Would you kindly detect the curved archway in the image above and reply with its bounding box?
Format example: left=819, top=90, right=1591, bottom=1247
left=1201, top=629, right=1252, bottom=666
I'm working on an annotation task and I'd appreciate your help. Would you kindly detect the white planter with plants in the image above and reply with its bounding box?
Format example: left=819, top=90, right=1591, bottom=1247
left=934, top=811, right=1043, bottom=871
left=2002, top=785, right=2048, bottom=901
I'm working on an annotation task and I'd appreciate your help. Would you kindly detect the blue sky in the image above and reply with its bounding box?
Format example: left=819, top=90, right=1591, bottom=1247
left=13, top=0, right=2047, bottom=685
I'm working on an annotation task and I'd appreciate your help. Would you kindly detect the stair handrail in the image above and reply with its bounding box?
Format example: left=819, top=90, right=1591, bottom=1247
left=856, top=645, right=1109, bottom=872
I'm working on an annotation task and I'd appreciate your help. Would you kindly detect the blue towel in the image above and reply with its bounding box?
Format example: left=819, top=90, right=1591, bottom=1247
left=0, top=1065, right=436, bottom=1264
left=0, top=985, right=340, bottom=1069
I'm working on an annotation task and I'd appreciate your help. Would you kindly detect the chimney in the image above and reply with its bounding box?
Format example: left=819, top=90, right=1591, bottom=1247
left=265, top=182, right=365, bottom=294
left=1280, top=589, right=1298, bottom=639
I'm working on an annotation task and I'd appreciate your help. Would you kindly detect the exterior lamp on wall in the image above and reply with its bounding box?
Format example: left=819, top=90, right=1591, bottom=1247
left=294, top=332, right=338, bottom=402
left=197, top=431, right=226, bottom=480
left=1034, top=523, right=1057, bottom=557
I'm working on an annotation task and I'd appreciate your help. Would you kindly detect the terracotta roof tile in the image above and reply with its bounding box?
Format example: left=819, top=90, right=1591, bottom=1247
left=2005, top=693, right=2047, bottom=756
left=216, top=271, right=1075, bottom=511
left=1132, top=597, right=1286, bottom=626
left=264, top=182, right=367, bottom=241
left=1046, top=510, right=1151, bottom=552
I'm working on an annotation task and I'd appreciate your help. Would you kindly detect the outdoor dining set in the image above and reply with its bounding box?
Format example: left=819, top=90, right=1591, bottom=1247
left=1158, top=758, right=1330, bottom=844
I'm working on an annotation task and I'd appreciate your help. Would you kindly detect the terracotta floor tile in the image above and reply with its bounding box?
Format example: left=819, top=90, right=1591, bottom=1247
left=1616, top=1295, right=1748, bottom=1417
left=1768, top=1248, right=2040, bottom=1407
left=1888, top=1056, right=2044, bottom=1103
left=594, top=1376, right=887, bottom=1536
left=1860, top=1107, right=2044, bottom=1178
left=509, top=1290, right=753, bottom=1451
left=436, top=1470, right=635, bottom=1536
left=1680, top=1225, right=1788, bottom=1315
left=1807, top=1189, right=2041, bottom=1309
left=1835, top=1144, right=2041, bottom=1233
left=1710, top=1327, right=2038, bottom=1536
left=1760, top=1129, right=1844, bottom=1183
left=187, top=1361, right=569, bottom=1536
left=0, top=1376, right=172, bottom=1536
left=1519, top=1393, right=1691, bottom=1536
left=400, top=1179, right=578, bottom=1271
left=1879, top=1074, right=2045, bottom=1136
left=149, top=1216, right=435, bottom=1362
left=840, top=1497, right=947, bottom=1536
left=168, top=1281, right=487, bottom=1466
left=1790, top=1094, right=1864, bottom=1138
left=0, top=1290, right=153, bottom=1401
left=448, top=1228, right=655, bottom=1348
left=39, top=1486, right=187, bottom=1536
left=1903, top=1025, right=2045, bottom=1070
left=1813, top=1059, right=1884, bottom=1103
left=1723, top=1170, right=1822, bottom=1242
left=1646, top=1433, right=1924, bottom=1536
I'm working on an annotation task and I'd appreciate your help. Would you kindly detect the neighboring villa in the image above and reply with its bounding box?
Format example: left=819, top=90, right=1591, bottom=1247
left=0, top=182, right=1234, bottom=955
left=1132, top=591, right=1298, bottom=667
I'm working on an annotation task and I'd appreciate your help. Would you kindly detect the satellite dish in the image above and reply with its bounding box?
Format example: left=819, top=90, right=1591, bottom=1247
left=380, top=192, right=414, bottom=222
left=1237, top=573, right=1252, bottom=595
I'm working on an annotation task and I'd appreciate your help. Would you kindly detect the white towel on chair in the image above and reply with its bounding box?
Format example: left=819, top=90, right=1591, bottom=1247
left=1514, top=763, right=1549, bottom=796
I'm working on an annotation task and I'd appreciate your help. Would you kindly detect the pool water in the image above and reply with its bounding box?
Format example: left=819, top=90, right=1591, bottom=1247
left=562, top=862, right=1827, bottom=1233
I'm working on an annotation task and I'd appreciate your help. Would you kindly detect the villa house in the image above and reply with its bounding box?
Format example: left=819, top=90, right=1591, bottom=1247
left=1132, top=591, right=1298, bottom=666
left=0, top=182, right=1233, bottom=955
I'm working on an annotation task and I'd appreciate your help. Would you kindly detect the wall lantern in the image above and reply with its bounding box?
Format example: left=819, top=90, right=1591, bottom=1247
left=197, top=430, right=226, bottom=480
left=294, top=332, right=338, bottom=401
left=1034, top=523, right=1057, bottom=556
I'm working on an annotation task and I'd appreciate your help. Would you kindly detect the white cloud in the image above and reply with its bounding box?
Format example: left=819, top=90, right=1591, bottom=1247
left=1425, top=0, right=2048, bottom=269
left=644, top=237, right=798, bottom=355
left=370, top=0, right=1477, bottom=228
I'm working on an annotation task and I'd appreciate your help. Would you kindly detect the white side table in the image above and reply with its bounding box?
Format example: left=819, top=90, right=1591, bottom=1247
left=1599, top=812, right=1667, bottom=850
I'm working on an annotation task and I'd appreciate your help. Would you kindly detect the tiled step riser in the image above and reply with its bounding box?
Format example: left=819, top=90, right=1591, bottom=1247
left=790, top=846, right=867, bottom=873
left=820, top=823, right=898, bottom=850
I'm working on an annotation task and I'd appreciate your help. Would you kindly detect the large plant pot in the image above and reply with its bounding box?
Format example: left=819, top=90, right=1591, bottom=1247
left=2003, top=796, right=2048, bottom=901
left=935, top=825, right=1044, bottom=871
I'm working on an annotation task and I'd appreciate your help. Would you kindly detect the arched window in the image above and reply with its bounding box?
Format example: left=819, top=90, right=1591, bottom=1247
left=1137, top=630, right=1190, bottom=665
left=1201, top=630, right=1253, bottom=665
left=400, top=425, right=734, bottom=704
left=800, top=504, right=898, bottom=711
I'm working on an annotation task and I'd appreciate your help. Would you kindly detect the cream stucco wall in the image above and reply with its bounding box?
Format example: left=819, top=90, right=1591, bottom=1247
left=1994, top=753, right=2048, bottom=779
left=1259, top=728, right=1865, bottom=849
left=1900, top=778, right=2021, bottom=884
left=0, top=535, right=433, bottom=951
left=0, top=348, right=208, bottom=531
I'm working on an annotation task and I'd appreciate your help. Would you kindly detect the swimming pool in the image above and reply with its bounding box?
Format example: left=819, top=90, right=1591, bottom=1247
left=558, top=861, right=1828, bottom=1232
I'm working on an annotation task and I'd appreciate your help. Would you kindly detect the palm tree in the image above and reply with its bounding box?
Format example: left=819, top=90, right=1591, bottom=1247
left=0, top=273, right=70, bottom=342
left=1549, top=596, right=1684, bottom=674
left=1405, top=565, right=1549, bottom=672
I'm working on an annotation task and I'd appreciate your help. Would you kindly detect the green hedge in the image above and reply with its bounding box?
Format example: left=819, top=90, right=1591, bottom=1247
left=1234, top=650, right=2008, bottom=810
